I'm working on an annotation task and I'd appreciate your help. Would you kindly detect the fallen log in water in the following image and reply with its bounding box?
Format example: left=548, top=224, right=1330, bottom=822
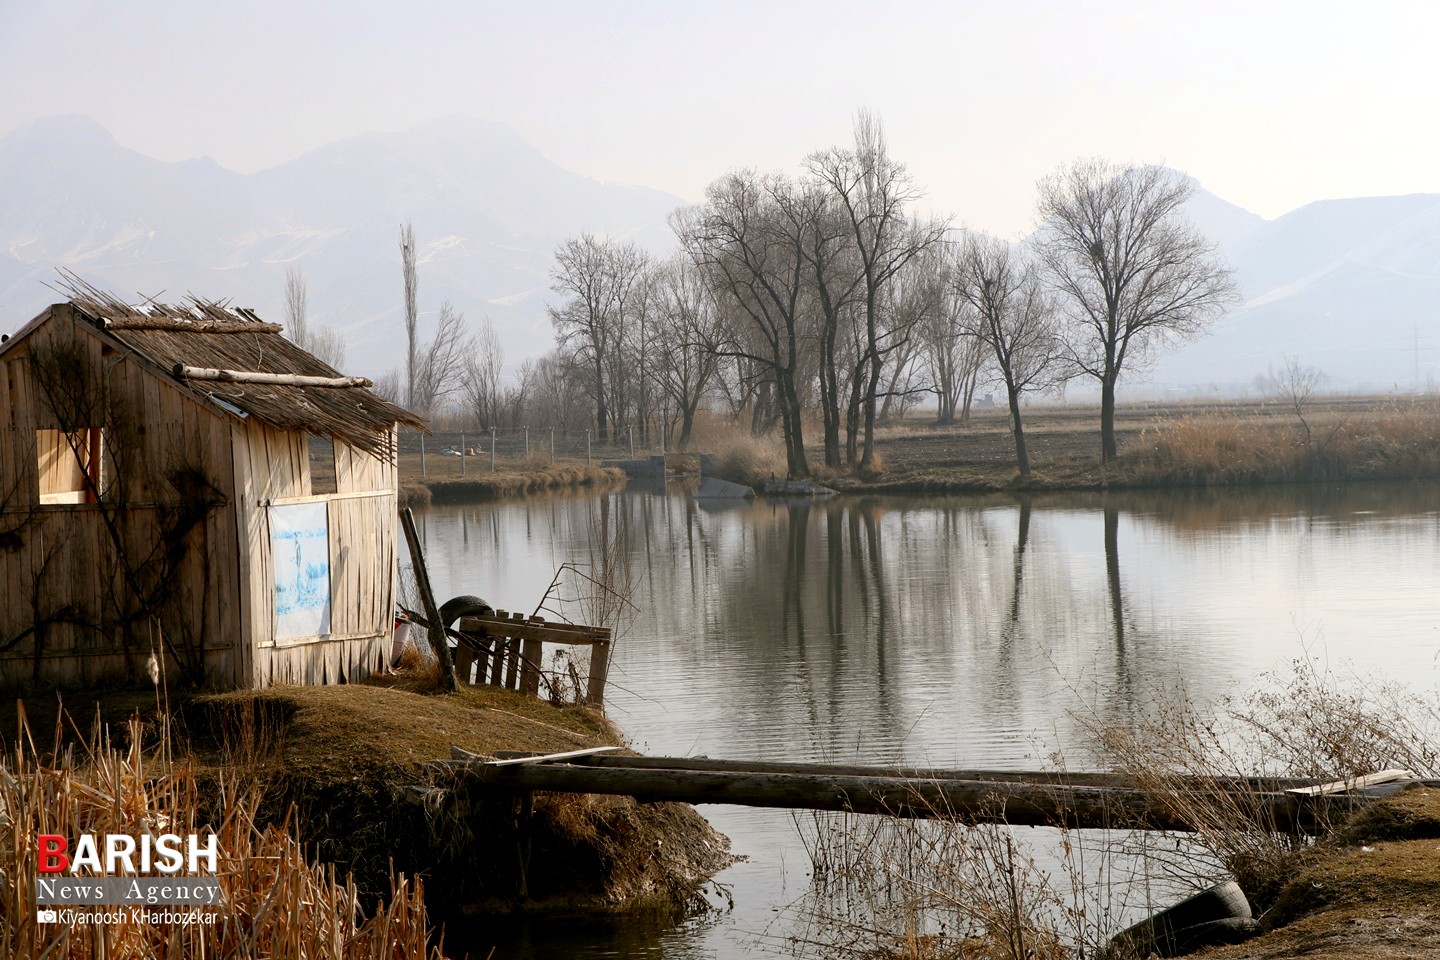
left=434, top=753, right=1393, bottom=833
left=490, top=750, right=1322, bottom=794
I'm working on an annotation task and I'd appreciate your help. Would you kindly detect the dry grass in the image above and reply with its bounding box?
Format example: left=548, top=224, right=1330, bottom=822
left=425, top=463, right=625, bottom=503
left=1088, top=655, right=1440, bottom=913
left=1124, top=399, right=1440, bottom=486
left=1, top=710, right=442, bottom=959
left=703, top=433, right=788, bottom=488
left=788, top=656, right=1440, bottom=960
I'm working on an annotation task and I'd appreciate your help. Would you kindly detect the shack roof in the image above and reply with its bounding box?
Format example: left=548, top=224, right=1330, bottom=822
left=6, top=280, right=424, bottom=458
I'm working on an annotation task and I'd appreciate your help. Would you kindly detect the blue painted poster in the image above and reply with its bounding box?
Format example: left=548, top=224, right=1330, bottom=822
left=272, top=502, right=331, bottom=640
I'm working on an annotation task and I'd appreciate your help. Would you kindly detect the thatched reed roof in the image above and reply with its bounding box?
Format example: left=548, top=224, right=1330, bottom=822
left=58, top=278, right=424, bottom=458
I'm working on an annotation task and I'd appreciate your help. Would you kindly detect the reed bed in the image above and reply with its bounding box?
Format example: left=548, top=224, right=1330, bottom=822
left=1126, top=398, right=1440, bottom=485
left=784, top=656, right=1440, bottom=960
left=425, top=463, right=624, bottom=503
left=1, top=710, right=444, bottom=959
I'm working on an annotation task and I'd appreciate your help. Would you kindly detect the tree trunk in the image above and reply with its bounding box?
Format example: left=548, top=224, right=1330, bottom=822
left=780, top=373, right=810, bottom=478
left=819, top=327, right=842, bottom=468
left=1104, top=503, right=1124, bottom=652
left=594, top=356, right=609, bottom=443
left=1008, top=385, right=1030, bottom=477
left=1100, top=375, right=1118, bottom=462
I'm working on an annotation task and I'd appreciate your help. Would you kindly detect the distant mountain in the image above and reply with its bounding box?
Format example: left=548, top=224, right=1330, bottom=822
left=0, top=115, right=685, bottom=374
left=1154, top=192, right=1440, bottom=392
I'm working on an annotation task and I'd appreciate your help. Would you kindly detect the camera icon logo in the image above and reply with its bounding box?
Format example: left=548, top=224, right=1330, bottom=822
left=36, top=909, right=58, bottom=923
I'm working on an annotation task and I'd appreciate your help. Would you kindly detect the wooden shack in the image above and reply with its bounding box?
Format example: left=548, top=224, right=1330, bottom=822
left=0, top=288, right=424, bottom=690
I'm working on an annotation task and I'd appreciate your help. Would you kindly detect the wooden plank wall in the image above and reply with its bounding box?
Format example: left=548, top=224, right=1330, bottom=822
left=0, top=306, right=243, bottom=688
left=239, top=429, right=397, bottom=688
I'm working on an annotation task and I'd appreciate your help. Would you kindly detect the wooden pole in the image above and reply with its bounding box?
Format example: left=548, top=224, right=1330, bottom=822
left=586, top=639, right=610, bottom=707
left=460, top=431, right=466, bottom=476
left=586, top=429, right=591, bottom=464
left=491, top=428, right=496, bottom=471
left=549, top=426, right=555, bottom=461
left=172, top=364, right=371, bottom=388
left=488, top=753, right=1324, bottom=794
left=420, top=434, right=427, bottom=478
left=399, top=507, right=457, bottom=692
left=443, top=763, right=1338, bottom=833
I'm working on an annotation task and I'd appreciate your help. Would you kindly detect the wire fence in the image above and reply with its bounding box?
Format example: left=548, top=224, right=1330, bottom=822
left=396, top=426, right=693, bottom=476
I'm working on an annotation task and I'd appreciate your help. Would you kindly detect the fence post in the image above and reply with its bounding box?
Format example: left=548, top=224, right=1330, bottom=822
left=524, top=426, right=530, bottom=457
left=586, top=429, right=591, bottom=464
left=420, top=433, right=427, bottom=478
left=550, top=426, right=555, bottom=461
left=399, top=507, right=457, bottom=692
left=490, top=427, right=496, bottom=472
left=628, top=425, right=634, bottom=456
left=460, top=431, right=466, bottom=476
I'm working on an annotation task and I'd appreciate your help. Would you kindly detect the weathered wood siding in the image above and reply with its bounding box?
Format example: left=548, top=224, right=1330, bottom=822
left=0, top=305, right=243, bottom=688
left=235, top=427, right=396, bottom=687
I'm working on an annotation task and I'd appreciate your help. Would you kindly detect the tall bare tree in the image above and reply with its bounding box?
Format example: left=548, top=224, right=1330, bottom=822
left=461, top=316, right=505, bottom=430
left=953, top=233, right=1066, bottom=476
left=1035, top=160, right=1238, bottom=461
left=285, top=267, right=309, bottom=348
left=400, top=221, right=419, bottom=410
left=652, top=255, right=723, bottom=448
left=916, top=244, right=986, bottom=424
left=679, top=171, right=815, bottom=478
left=547, top=234, right=649, bottom=442
left=408, top=301, right=469, bottom=419
left=808, top=111, right=946, bottom=468
left=281, top=267, right=345, bottom=369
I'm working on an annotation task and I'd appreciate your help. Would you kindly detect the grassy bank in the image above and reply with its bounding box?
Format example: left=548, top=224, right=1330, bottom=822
left=837, top=395, right=1440, bottom=493
left=2, top=678, right=732, bottom=957
left=391, top=459, right=626, bottom=507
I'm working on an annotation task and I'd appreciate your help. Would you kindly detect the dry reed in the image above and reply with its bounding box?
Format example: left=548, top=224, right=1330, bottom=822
left=1127, top=398, right=1440, bottom=485
left=1, top=709, right=444, bottom=959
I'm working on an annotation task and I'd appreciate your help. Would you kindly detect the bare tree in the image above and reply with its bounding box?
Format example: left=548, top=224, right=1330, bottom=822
left=1264, top=355, right=1327, bottom=450
left=400, top=221, right=419, bottom=409
left=281, top=268, right=346, bottom=369
left=679, top=171, right=816, bottom=478
left=307, top=326, right=346, bottom=370
left=917, top=244, right=987, bottom=424
left=651, top=255, right=723, bottom=448
left=547, top=234, right=649, bottom=442
left=808, top=111, right=946, bottom=468
left=953, top=233, right=1066, bottom=476
left=408, top=301, right=469, bottom=419
left=461, top=316, right=505, bottom=430
left=370, top=370, right=400, bottom=406
left=1035, top=160, right=1238, bottom=461
left=285, top=267, right=309, bottom=347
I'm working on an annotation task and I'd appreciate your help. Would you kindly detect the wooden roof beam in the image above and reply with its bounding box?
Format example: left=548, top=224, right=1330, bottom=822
left=172, top=364, right=372, bottom=389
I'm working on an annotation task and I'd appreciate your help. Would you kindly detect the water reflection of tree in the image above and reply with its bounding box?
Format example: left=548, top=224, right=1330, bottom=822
left=1104, top=502, right=1125, bottom=654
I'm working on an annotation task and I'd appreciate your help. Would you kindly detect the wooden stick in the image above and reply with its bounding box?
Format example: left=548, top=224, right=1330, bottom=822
left=104, top=317, right=284, bottom=334
left=172, top=364, right=372, bottom=389
left=399, top=507, right=457, bottom=692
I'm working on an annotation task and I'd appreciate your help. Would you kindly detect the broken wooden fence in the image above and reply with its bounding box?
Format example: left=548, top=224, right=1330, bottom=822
left=453, top=612, right=613, bottom=706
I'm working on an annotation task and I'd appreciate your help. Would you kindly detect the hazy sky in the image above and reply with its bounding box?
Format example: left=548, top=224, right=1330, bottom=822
left=3, top=0, right=1438, bottom=236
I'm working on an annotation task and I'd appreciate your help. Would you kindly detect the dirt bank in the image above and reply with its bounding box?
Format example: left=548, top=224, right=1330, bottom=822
left=1195, top=787, right=1440, bottom=960
left=184, top=679, right=733, bottom=918
left=4, top=679, right=733, bottom=926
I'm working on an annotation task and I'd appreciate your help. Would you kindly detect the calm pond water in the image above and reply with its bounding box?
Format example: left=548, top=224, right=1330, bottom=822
left=414, top=481, right=1440, bottom=959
